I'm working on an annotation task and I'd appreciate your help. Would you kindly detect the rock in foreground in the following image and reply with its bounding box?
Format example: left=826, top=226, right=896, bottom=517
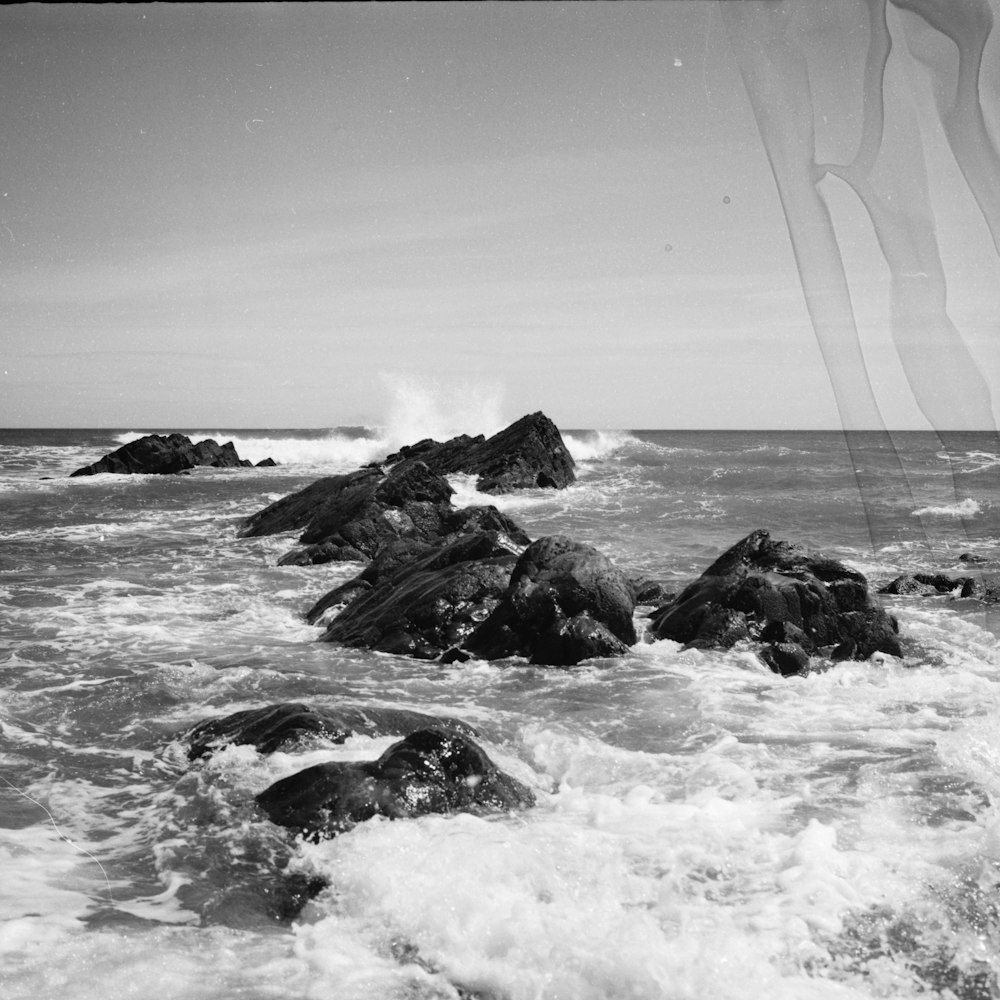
left=255, top=727, right=535, bottom=840
left=648, top=529, right=902, bottom=675
left=70, top=433, right=273, bottom=476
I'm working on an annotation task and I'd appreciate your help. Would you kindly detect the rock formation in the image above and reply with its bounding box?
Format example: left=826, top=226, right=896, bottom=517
left=70, top=433, right=273, bottom=476
left=376, top=411, right=576, bottom=493
left=185, top=701, right=478, bottom=760
left=648, top=529, right=902, bottom=676
left=255, top=727, right=535, bottom=841
left=455, top=534, right=639, bottom=666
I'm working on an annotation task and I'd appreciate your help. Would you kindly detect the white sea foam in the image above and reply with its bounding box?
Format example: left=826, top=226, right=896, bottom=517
left=563, top=429, right=641, bottom=462
left=911, top=497, right=981, bottom=518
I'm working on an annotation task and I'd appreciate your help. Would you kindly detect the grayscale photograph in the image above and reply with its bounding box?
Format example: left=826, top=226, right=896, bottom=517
left=1, top=3, right=999, bottom=997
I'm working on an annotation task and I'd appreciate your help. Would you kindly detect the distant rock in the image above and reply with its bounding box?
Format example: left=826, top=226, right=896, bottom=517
left=70, top=433, right=274, bottom=476
left=255, top=727, right=535, bottom=841
left=378, top=411, right=576, bottom=494
left=460, top=534, right=638, bottom=666
left=648, top=529, right=902, bottom=676
left=185, top=701, right=477, bottom=760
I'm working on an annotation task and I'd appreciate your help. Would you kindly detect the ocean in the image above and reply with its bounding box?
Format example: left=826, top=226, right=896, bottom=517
left=1, top=423, right=998, bottom=999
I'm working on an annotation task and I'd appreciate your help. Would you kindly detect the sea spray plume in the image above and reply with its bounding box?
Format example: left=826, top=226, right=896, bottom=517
left=378, top=372, right=507, bottom=451
left=718, top=0, right=1000, bottom=560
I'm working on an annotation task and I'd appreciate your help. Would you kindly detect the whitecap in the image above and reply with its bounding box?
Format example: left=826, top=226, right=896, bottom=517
left=911, top=498, right=981, bottom=518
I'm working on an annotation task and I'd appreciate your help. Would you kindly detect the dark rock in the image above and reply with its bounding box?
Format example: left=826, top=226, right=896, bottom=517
left=648, top=529, right=902, bottom=668
left=305, top=579, right=374, bottom=627
left=242, top=460, right=529, bottom=561
left=380, top=434, right=486, bottom=472
left=185, top=702, right=477, bottom=761
left=879, top=573, right=973, bottom=597
left=958, top=552, right=988, bottom=564
left=462, top=535, right=637, bottom=666
left=378, top=412, right=576, bottom=494
left=241, top=468, right=384, bottom=539
left=319, top=531, right=519, bottom=659
left=255, top=727, right=535, bottom=841
left=629, top=578, right=674, bottom=606
left=880, top=572, right=999, bottom=603
left=255, top=458, right=278, bottom=468
left=242, top=458, right=531, bottom=603
left=760, top=642, right=811, bottom=677
left=70, top=433, right=258, bottom=477
left=277, top=542, right=368, bottom=567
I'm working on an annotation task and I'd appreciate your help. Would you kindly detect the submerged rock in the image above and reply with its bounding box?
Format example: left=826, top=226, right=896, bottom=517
left=648, top=529, right=902, bottom=675
left=185, top=701, right=477, bottom=760
left=255, top=727, right=535, bottom=840
left=70, top=433, right=272, bottom=476
left=460, top=534, right=638, bottom=666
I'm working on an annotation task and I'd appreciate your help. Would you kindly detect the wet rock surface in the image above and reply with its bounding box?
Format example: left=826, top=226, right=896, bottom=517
left=185, top=701, right=478, bottom=760
left=648, top=528, right=902, bottom=676
left=70, top=433, right=273, bottom=476
left=255, top=727, right=536, bottom=841
left=460, top=535, right=638, bottom=666
left=377, top=411, right=576, bottom=493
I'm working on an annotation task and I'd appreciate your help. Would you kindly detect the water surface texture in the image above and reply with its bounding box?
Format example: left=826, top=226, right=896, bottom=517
left=1, top=427, right=998, bottom=1000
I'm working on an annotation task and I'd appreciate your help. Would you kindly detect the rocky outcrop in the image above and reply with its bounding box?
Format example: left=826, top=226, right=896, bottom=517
left=241, top=460, right=530, bottom=565
left=317, top=531, right=520, bottom=658
left=880, top=572, right=999, bottom=602
left=648, top=529, right=902, bottom=676
left=185, top=701, right=477, bottom=760
left=452, top=535, right=638, bottom=666
left=378, top=411, right=576, bottom=494
left=255, top=727, right=535, bottom=841
left=70, top=433, right=273, bottom=476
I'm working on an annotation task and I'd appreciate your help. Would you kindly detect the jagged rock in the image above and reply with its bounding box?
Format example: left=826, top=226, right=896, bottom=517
left=461, top=535, right=637, bottom=666
left=648, top=529, right=902, bottom=670
left=70, top=433, right=269, bottom=476
left=242, top=460, right=530, bottom=572
left=185, top=702, right=477, bottom=761
left=255, top=727, right=535, bottom=841
left=880, top=572, right=999, bottom=603
left=255, top=458, right=278, bottom=468
left=318, top=531, right=519, bottom=658
left=378, top=412, right=576, bottom=494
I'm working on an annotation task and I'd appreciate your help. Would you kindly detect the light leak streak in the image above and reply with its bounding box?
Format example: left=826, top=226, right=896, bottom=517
left=719, top=0, right=1000, bottom=575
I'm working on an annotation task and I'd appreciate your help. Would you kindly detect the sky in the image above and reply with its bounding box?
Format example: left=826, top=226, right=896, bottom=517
left=1, top=1, right=998, bottom=430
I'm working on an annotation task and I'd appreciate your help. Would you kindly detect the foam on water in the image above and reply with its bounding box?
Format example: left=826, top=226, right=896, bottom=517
left=912, top=498, right=983, bottom=518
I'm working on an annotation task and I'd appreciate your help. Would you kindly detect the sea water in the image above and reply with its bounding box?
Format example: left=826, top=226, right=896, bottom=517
left=1, top=423, right=998, bottom=999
